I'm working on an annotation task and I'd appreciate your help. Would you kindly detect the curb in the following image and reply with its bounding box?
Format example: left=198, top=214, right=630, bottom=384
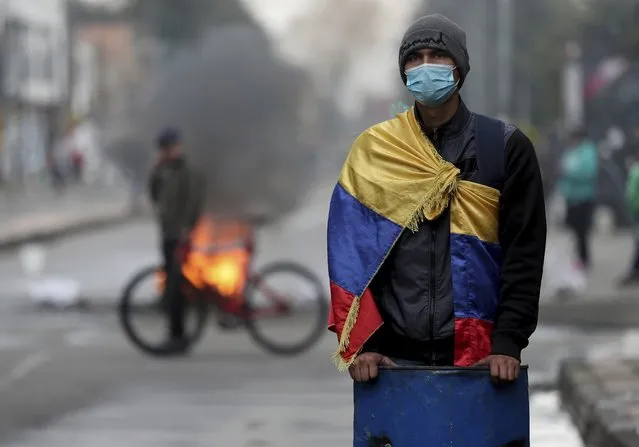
left=558, top=358, right=639, bottom=447
left=0, top=207, right=144, bottom=252
left=540, top=297, right=639, bottom=329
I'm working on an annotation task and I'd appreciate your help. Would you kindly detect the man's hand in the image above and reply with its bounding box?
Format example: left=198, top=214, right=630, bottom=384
left=474, top=355, right=520, bottom=385
left=349, top=353, right=396, bottom=382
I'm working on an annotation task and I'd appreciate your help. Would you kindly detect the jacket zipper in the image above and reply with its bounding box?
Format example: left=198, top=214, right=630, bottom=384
left=429, top=128, right=438, bottom=365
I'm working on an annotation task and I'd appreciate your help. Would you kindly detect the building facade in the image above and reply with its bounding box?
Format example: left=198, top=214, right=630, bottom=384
left=0, top=0, right=69, bottom=184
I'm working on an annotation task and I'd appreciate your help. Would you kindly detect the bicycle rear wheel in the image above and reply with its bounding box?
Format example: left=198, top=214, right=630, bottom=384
left=244, top=262, right=328, bottom=356
left=119, top=265, right=209, bottom=356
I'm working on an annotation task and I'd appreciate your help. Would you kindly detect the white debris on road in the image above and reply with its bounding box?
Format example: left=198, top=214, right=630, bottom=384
left=531, top=392, right=583, bottom=446
left=587, top=329, right=639, bottom=361
left=18, top=243, right=83, bottom=308
left=26, top=277, right=82, bottom=308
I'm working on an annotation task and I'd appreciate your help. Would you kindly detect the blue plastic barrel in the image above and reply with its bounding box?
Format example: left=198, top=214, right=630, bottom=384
left=353, top=366, right=529, bottom=447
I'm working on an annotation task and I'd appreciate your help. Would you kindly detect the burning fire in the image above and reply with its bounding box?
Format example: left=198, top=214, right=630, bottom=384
left=156, top=215, right=251, bottom=305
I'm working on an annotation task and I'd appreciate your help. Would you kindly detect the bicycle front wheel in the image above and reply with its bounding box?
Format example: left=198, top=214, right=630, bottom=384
left=118, top=265, right=209, bottom=356
left=244, top=262, right=328, bottom=356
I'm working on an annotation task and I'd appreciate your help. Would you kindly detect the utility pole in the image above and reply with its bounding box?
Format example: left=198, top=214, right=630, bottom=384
left=0, top=0, right=8, bottom=183
left=562, top=40, right=584, bottom=129
left=496, top=0, right=513, bottom=121
left=429, top=0, right=490, bottom=115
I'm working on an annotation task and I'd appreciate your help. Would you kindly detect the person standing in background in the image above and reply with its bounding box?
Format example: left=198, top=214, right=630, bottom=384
left=49, top=127, right=75, bottom=192
left=148, top=128, right=205, bottom=354
left=619, top=142, right=639, bottom=286
left=558, top=126, right=599, bottom=272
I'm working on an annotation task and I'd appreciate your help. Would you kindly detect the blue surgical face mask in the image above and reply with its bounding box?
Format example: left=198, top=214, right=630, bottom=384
left=405, top=63, right=458, bottom=107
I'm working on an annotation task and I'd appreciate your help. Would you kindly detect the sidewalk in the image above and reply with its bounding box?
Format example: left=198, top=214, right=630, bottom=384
left=0, top=186, right=132, bottom=250
left=539, top=227, right=639, bottom=328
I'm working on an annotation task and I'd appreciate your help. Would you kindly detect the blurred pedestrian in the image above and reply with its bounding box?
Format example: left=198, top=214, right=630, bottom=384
left=57, top=126, right=84, bottom=185
left=538, top=122, right=564, bottom=199
left=70, top=148, right=85, bottom=183
left=619, top=143, right=639, bottom=286
left=47, top=150, right=65, bottom=192
left=558, top=126, right=599, bottom=271
left=328, top=14, right=546, bottom=386
left=110, top=136, right=151, bottom=213
left=148, top=127, right=205, bottom=354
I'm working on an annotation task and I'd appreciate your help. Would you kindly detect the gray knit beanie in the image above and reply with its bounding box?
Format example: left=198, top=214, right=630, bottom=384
left=399, top=14, right=470, bottom=87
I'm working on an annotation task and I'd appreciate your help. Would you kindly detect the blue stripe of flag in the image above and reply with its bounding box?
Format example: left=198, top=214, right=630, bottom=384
left=451, top=233, right=502, bottom=321
left=327, top=183, right=402, bottom=297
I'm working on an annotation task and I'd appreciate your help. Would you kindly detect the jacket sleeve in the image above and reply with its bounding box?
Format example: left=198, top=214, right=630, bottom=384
left=184, top=166, right=206, bottom=230
left=492, top=129, right=547, bottom=360
left=148, top=167, right=161, bottom=205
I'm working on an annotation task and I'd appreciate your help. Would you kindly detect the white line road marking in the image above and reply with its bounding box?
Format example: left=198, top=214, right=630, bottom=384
left=0, top=351, right=51, bottom=390
left=10, top=351, right=50, bottom=380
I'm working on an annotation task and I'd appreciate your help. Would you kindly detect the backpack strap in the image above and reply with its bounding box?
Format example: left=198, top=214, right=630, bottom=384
left=474, top=114, right=506, bottom=191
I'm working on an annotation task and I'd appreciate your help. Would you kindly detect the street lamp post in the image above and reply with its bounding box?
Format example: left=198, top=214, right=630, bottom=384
left=562, top=40, right=584, bottom=129
left=496, top=0, right=513, bottom=121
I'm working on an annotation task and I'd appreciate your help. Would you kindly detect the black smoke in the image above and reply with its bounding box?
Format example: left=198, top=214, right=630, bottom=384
left=117, top=25, right=324, bottom=220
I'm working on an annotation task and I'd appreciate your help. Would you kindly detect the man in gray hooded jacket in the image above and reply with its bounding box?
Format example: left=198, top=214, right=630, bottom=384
left=149, top=128, right=205, bottom=353
left=347, top=14, right=547, bottom=385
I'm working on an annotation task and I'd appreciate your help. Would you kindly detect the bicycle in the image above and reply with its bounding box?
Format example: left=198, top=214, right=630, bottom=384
left=118, top=221, right=328, bottom=357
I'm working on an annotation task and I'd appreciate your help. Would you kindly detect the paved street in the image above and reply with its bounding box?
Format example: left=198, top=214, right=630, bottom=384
left=1, top=183, right=633, bottom=307
left=0, top=182, right=333, bottom=307
left=0, top=310, right=589, bottom=446
left=0, top=181, right=632, bottom=446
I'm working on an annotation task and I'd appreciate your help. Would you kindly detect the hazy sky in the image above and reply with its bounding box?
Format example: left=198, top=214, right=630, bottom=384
left=76, top=0, right=128, bottom=8
left=240, top=0, right=421, bottom=116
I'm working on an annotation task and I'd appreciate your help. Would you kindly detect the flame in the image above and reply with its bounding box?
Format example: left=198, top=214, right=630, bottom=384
left=156, top=215, right=251, bottom=306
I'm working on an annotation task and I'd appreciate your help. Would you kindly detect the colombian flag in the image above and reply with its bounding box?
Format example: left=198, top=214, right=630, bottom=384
left=327, top=108, right=502, bottom=371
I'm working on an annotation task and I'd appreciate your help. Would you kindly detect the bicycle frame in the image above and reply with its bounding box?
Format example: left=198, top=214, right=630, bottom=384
left=122, top=227, right=327, bottom=357
left=174, top=224, right=293, bottom=319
